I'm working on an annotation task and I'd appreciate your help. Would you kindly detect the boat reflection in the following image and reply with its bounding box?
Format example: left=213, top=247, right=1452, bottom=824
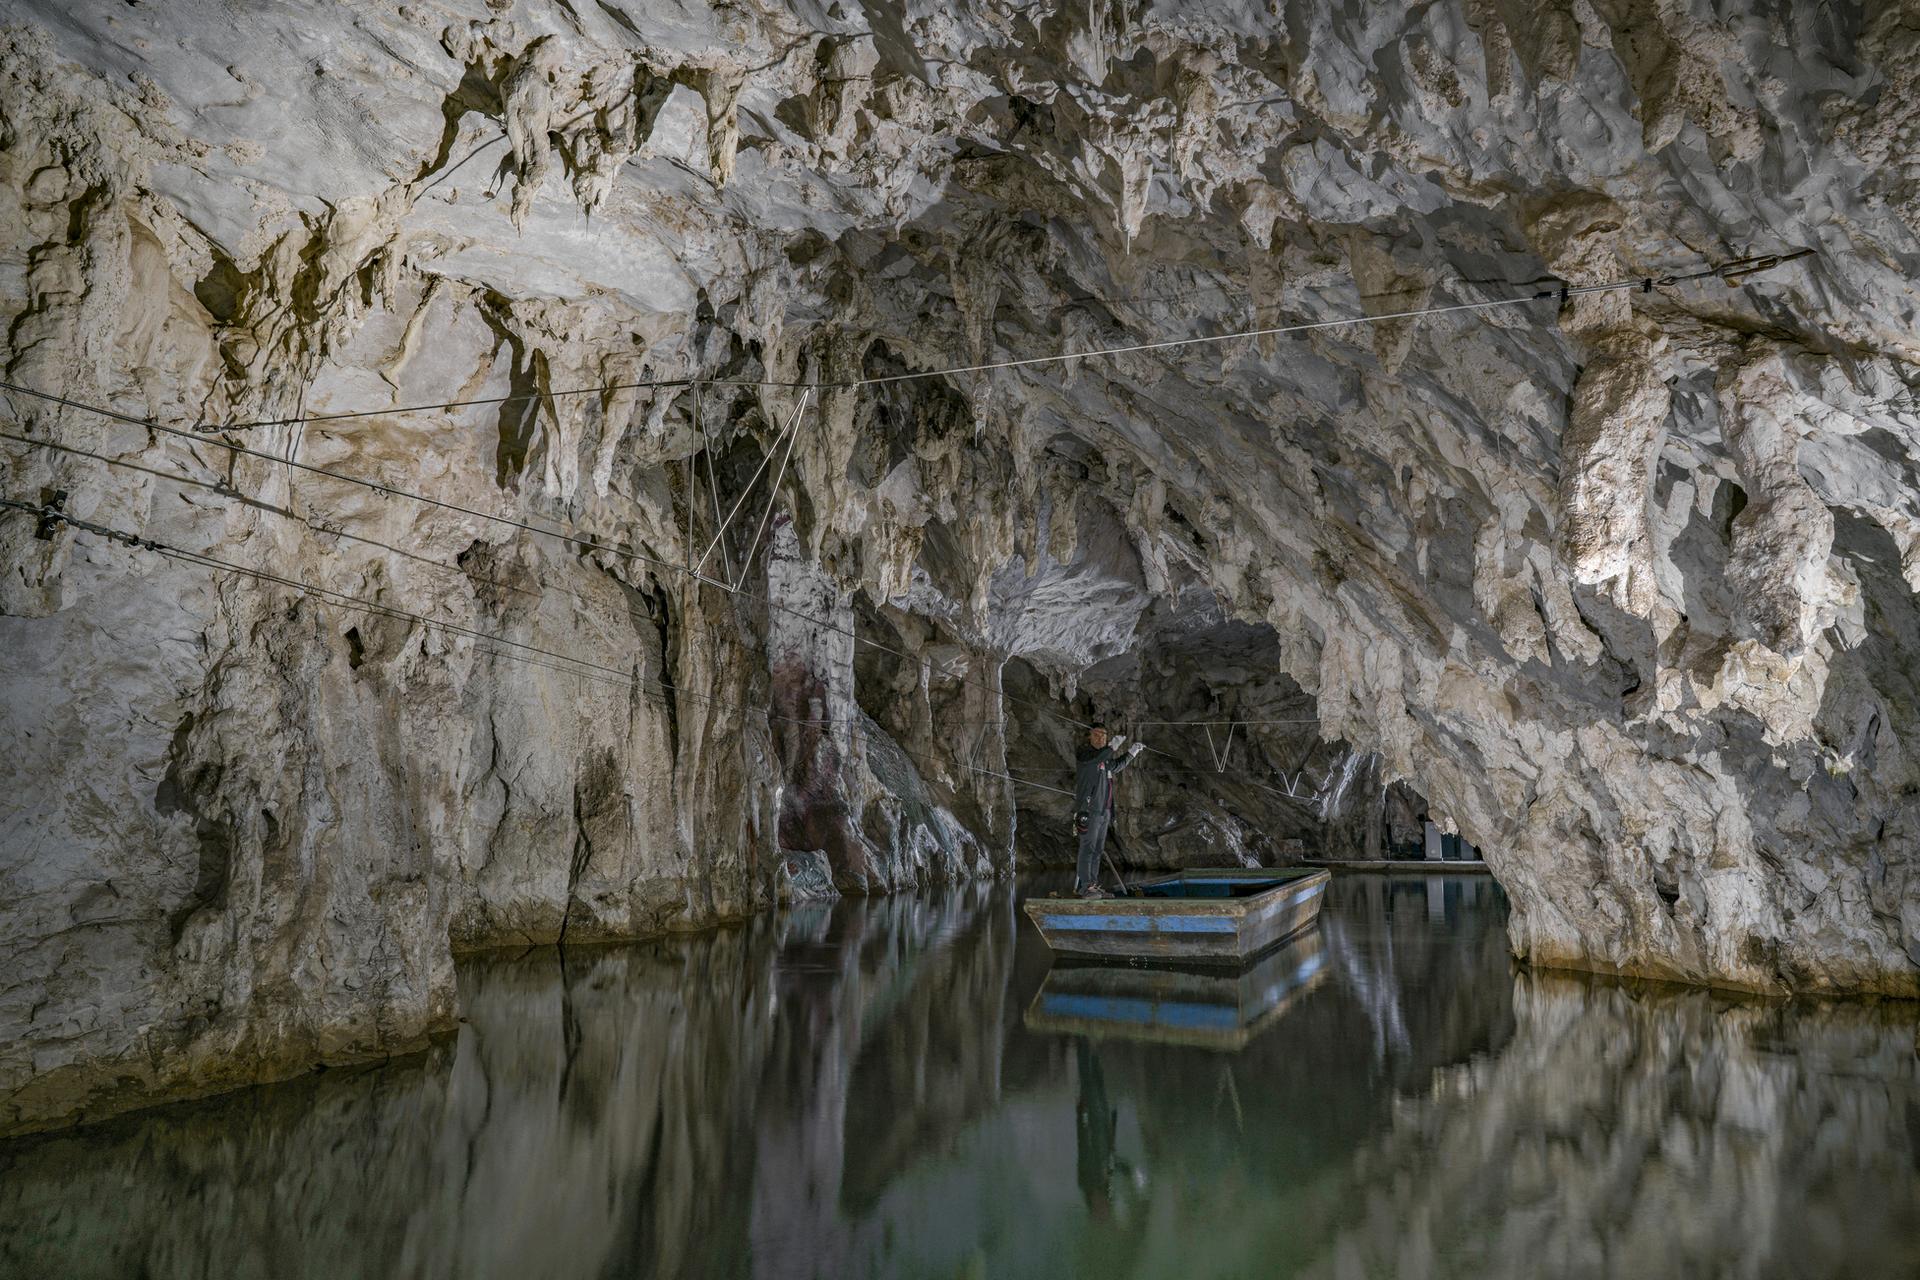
left=1024, top=927, right=1329, bottom=1050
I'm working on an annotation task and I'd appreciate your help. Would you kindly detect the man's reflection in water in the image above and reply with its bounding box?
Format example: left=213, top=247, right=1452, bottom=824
left=1075, top=1038, right=1144, bottom=1226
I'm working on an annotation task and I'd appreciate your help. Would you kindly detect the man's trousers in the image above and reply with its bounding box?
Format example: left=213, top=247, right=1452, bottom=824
left=1075, top=810, right=1110, bottom=891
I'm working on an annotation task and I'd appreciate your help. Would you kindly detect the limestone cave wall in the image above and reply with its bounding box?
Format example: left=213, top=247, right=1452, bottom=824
left=2, top=0, right=1918, bottom=1135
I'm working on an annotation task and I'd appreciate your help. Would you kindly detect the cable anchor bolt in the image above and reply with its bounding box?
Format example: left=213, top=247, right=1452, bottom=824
left=33, top=488, right=66, bottom=540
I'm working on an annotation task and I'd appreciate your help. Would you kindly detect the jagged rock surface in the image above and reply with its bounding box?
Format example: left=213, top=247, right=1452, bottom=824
left=2, top=0, right=1919, bottom=1134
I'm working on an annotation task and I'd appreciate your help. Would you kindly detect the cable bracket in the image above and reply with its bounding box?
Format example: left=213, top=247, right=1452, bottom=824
left=33, top=488, right=66, bottom=540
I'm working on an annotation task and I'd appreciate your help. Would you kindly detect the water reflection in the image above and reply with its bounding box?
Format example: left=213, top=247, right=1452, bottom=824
left=1027, top=929, right=1328, bottom=1049
left=1, top=875, right=1914, bottom=1279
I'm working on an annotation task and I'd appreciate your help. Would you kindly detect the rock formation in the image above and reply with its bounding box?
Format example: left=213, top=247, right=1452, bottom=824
left=1, top=0, right=1917, bottom=1134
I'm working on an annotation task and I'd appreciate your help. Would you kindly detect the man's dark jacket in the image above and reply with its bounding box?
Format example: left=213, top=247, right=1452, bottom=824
left=1073, top=743, right=1134, bottom=819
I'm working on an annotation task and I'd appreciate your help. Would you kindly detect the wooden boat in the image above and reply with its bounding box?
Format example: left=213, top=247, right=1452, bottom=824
left=1024, top=926, right=1328, bottom=1050
left=1022, top=867, right=1330, bottom=963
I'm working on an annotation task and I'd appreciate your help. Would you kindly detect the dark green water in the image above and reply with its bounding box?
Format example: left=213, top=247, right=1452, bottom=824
left=3, top=875, right=1917, bottom=1279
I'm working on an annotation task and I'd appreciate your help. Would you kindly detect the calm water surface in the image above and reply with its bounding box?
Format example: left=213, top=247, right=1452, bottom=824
left=3, top=875, right=1917, bottom=1279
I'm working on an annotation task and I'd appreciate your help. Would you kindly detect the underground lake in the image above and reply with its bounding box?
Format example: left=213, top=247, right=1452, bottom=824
left=3, top=874, right=1914, bottom=1279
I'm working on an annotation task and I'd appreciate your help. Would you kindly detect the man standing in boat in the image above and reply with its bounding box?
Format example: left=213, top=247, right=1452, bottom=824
left=1073, top=724, right=1145, bottom=898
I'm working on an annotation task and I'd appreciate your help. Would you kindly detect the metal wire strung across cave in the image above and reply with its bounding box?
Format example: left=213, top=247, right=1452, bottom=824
left=0, top=375, right=1327, bottom=802
left=0, top=481, right=1329, bottom=805
left=0, top=246, right=1814, bottom=812
left=145, top=248, right=1811, bottom=432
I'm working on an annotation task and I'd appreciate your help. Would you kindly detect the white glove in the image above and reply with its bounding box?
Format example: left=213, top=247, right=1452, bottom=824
left=1127, top=741, right=1146, bottom=757
left=1109, top=733, right=1127, bottom=749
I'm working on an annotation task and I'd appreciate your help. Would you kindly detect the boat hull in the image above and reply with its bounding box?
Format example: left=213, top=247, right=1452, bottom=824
left=1024, top=927, right=1328, bottom=1049
left=1022, top=868, right=1330, bottom=963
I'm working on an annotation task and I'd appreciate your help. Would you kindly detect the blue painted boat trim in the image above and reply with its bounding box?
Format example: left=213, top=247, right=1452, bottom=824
left=1037, top=913, right=1236, bottom=933
left=1039, top=993, right=1240, bottom=1030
